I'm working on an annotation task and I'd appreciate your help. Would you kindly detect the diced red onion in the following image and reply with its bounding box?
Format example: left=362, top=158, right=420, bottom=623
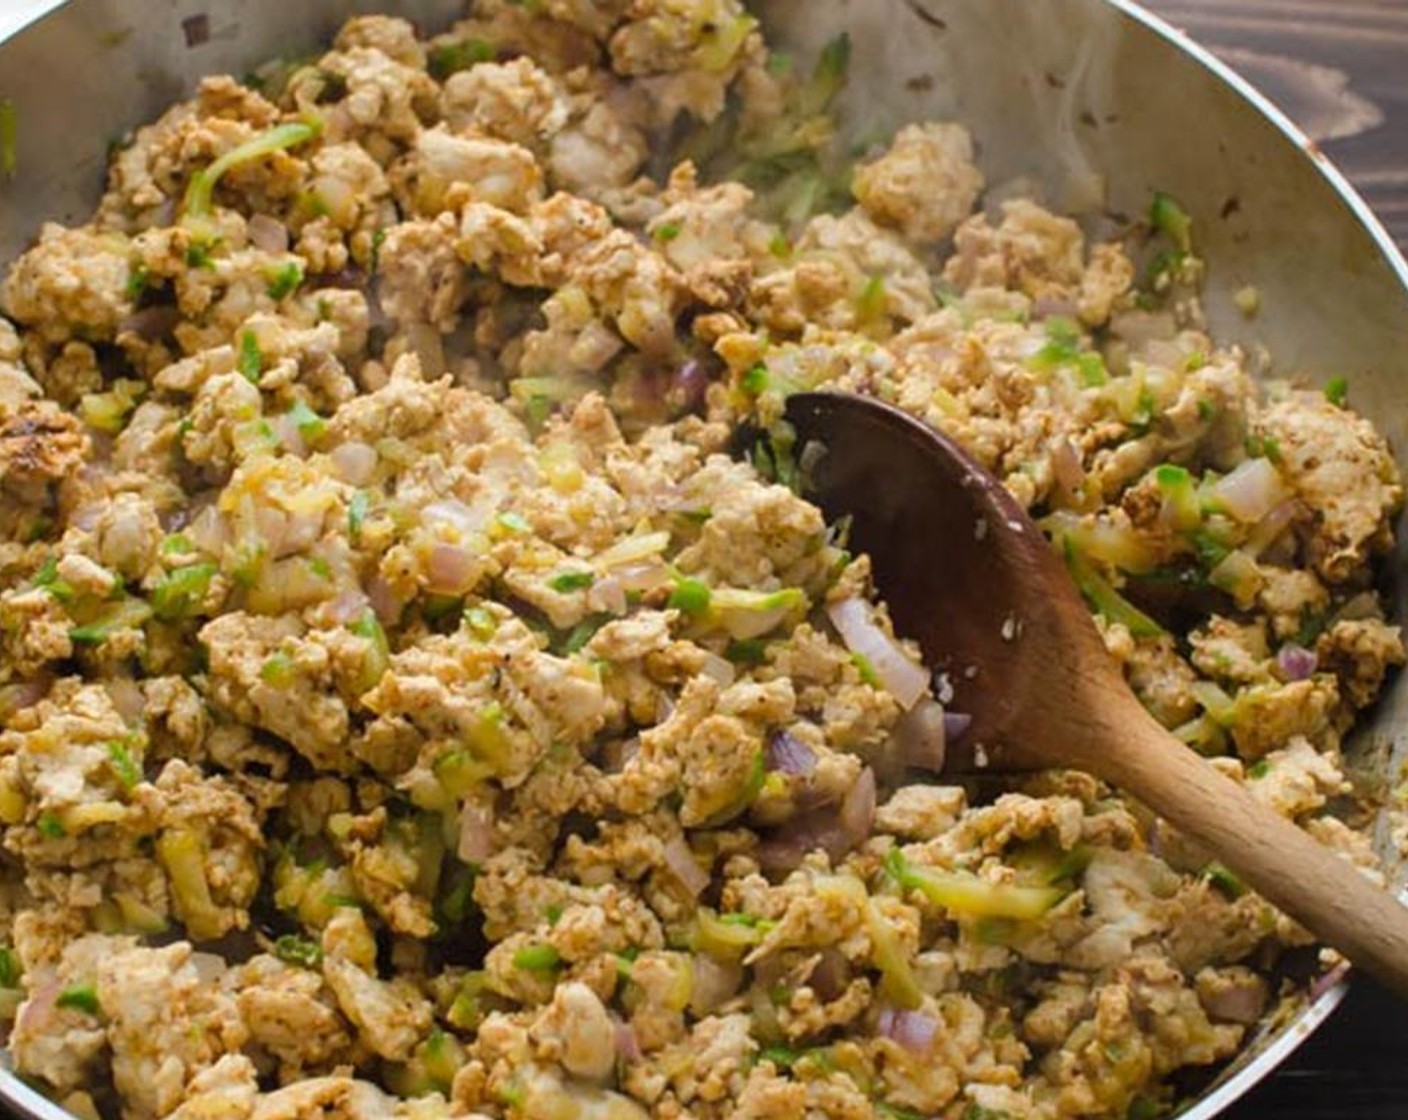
left=283, top=510, right=325, bottom=556
left=366, top=575, right=402, bottom=625
left=1308, top=960, right=1351, bottom=1002
left=1032, top=297, right=1079, bottom=319
left=330, top=441, right=378, bottom=486
left=1051, top=438, right=1086, bottom=501
left=894, top=699, right=946, bottom=772
left=943, top=712, right=972, bottom=741
left=839, top=767, right=876, bottom=844
left=808, top=948, right=850, bottom=1001
left=185, top=506, right=227, bottom=555
left=1111, top=309, right=1177, bottom=346
left=1245, top=498, right=1300, bottom=558
left=699, top=653, right=736, bottom=687
left=0, top=680, right=47, bottom=721
left=1276, top=643, right=1318, bottom=682
left=766, top=730, right=817, bottom=777
left=827, top=599, right=929, bottom=710
left=586, top=575, right=627, bottom=617
left=878, top=1007, right=938, bottom=1052
left=188, top=952, right=227, bottom=983
left=613, top=1019, right=643, bottom=1063
left=598, top=737, right=639, bottom=774
left=426, top=543, right=477, bottom=594
left=1200, top=982, right=1266, bottom=1025
left=671, top=359, right=709, bottom=414
left=1210, top=457, right=1285, bottom=524
left=104, top=679, right=146, bottom=726
left=757, top=769, right=876, bottom=874
left=405, top=322, right=447, bottom=378
left=247, top=214, right=291, bottom=255
left=690, top=956, right=742, bottom=1015
left=423, top=498, right=489, bottom=538
left=326, top=588, right=372, bottom=625
left=458, top=802, right=495, bottom=864
left=17, top=980, right=61, bottom=1035
left=614, top=560, right=671, bottom=593
left=68, top=505, right=103, bottom=532
left=271, top=413, right=308, bottom=458
left=254, top=506, right=290, bottom=555
left=118, top=305, right=181, bottom=341
left=662, top=835, right=710, bottom=897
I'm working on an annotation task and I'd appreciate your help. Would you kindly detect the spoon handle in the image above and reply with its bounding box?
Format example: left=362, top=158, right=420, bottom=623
left=1101, top=703, right=1408, bottom=999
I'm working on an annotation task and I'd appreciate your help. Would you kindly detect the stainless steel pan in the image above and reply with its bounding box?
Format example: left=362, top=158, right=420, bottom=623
left=0, top=2, right=1405, bottom=1117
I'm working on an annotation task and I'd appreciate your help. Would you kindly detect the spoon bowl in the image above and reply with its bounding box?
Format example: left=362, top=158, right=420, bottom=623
left=778, top=390, right=1408, bottom=999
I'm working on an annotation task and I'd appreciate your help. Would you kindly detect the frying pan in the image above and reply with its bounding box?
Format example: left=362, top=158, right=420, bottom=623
left=0, top=1, right=1405, bottom=1117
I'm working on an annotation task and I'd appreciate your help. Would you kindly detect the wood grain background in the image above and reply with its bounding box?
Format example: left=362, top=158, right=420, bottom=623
left=1139, top=5, right=1408, bottom=1117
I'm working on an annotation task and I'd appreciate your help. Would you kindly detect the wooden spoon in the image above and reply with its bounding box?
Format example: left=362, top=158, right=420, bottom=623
left=776, top=390, right=1408, bottom=998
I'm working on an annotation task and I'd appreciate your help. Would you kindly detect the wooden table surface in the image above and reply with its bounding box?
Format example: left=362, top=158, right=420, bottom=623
left=1137, top=7, right=1408, bottom=1117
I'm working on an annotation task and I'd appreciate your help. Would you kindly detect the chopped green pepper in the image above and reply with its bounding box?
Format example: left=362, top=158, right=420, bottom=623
left=885, top=848, right=1064, bottom=920
left=653, top=221, right=683, bottom=242
left=1149, top=192, right=1192, bottom=253
left=668, top=577, right=712, bottom=616
left=1061, top=539, right=1165, bottom=638
left=1324, top=375, right=1349, bottom=408
left=512, top=944, right=562, bottom=973
left=152, top=562, right=218, bottom=622
left=106, top=741, right=142, bottom=790
left=36, top=811, right=64, bottom=839
left=182, top=119, right=322, bottom=222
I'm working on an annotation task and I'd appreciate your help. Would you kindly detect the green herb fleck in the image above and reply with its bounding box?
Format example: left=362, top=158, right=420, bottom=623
left=1149, top=191, right=1192, bottom=253
left=56, top=983, right=101, bottom=1016
left=33, top=556, right=74, bottom=602
left=125, top=263, right=151, bottom=301
left=427, top=38, right=496, bottom=80
left=548, top=571, right=594, bottom=594
left=1202, top=861, right=1245, bottom=899
left=545, top=904, right=564, bottom=926
left=151, top=562, right=218, bottom=622
left=348, top=491, right=369, bottom=539
left=741, top=364, right=770, bottom=395
left=560, top=615, right=606, bottom=655
left=464, top=606, right=496, bottom=640
left=1324, top=376, right=1349, bottom=408
left=260, top=652, right=295, bottom=686
left=653, top=222, right=683, bottom=243
left=265, top=260, right=304, bottom=300
left=273, top=934, right=323, bottom=969
left=0, top=947, right=20, bottom=988
left=851, top=651, right=882, bottom=688
left=36, top=811, right=64, bottom=839
left=185, top=242, right=214, bottom=269
left=106, top=741, right=142, bottom=790
left=237, top=330, right=263, bottom=385
left=726, top=638, right=768, bottom=666
left=285, top=398, right=325, bottom=442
